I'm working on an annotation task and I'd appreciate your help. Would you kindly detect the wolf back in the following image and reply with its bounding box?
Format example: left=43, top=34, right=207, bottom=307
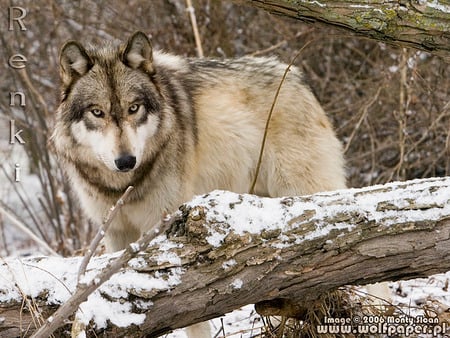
left=50, top=31, right=346, bottom=251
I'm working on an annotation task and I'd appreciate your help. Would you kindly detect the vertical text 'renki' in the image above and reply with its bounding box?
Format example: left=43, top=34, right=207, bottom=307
left=8, top=6, right=28, bottom=183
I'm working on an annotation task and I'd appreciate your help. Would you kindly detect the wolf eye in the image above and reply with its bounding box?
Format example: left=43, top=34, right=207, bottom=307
left=91, top=109, right=104, bottom=118
left=129, top=104, right=140, bottom=114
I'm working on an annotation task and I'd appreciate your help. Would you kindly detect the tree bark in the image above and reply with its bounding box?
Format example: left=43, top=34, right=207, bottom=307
left=1, top=177, right=450, bottom=337
left=236, top=0, right=450, bottom=60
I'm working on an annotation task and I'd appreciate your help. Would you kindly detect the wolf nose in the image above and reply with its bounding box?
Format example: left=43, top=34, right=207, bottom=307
left=114, top=155, right=136, bottom=172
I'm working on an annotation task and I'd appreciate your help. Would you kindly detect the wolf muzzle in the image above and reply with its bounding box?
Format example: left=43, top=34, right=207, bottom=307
left=114, top=154, right=136, bottom=172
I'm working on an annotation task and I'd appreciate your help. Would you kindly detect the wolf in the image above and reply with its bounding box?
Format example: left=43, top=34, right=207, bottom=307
left=50, top=31, right=346, bottom=336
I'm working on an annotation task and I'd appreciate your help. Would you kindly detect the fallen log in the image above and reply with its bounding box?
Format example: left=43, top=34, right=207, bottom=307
left=1, top=177, right=450, bottom=337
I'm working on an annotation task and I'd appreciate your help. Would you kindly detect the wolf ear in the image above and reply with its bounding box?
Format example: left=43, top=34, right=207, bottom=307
left=122, top=31, right=154, bottom=74
left=59, top=41, right=93, bottom=86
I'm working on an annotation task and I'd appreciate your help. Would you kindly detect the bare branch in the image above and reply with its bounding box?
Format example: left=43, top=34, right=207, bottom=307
left=237, top=0, right=450, bottom=60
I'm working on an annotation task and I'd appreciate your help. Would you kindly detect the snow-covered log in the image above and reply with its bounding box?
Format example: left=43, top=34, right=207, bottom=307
left=1, top=177, right=450, bottom=337
left=238, top=0, right=450, bottom=60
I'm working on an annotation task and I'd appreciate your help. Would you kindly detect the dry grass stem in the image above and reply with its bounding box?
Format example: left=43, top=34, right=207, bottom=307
left=249, top=40, right=314, bottom=194
left=186, top=0, right=204, bottom=58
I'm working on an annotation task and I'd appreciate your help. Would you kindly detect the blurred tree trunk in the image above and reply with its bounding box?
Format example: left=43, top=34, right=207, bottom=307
left=237, top=0, right=450, bottom=59
left=1, top=177, right=450, bottom=337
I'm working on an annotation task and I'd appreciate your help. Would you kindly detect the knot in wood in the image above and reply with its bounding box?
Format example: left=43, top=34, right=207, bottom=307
left=186, top=206, right=209, bottom=243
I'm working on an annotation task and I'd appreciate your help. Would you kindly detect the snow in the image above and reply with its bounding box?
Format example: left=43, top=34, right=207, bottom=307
left=299, top=0, right=326, bottom=8
left=206, top=231, right=227, bottom=247
left=75, top=331, right=86, bottom=338
left=0, top=253, right=184, bottom=329
left=349, top=4, right=372, bottom=9
left=167, top=305, right=263, bottom=338
left=231, top=278, right=243, bottom=289
left=222, top=259, right=237, bottom=270
left=348, top=0, right=450, bottom=14
left=156, top=250, right=182, bottom=266
left=426, top=0, right=450, bottom=13
left=187, top=177, right=450, bottom=248
left=77, top=297, right=145, bottom=328
left=153, top=235, right=183, bottom=265
left=389, top=65, right=399, bottom=73
left=308, top=1, right=326, bottom=8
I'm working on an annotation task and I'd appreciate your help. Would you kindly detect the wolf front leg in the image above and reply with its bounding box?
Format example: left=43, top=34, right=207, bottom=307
left=104, top=222, right=141, bottom=252
left=185, top=322, right=212, bottom=338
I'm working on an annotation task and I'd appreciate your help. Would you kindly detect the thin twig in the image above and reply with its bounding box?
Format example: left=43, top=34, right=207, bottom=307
left=0, top=204, right=59, bottom=257
left=77, top=186, right=134, bottom=283
left=186, top=0, right=204, bottom=58
left=249, top=40, right=314, bottom=194
left=343, top=85, right=383, bottom=154
left=24, top=262, right=73, bottom=296
left=247, top=30, right=313, bottom=57
left=389, top=48, right=409, bottom=182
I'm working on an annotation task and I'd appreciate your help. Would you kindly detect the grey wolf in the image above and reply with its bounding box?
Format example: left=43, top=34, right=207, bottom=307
left=50, top=31, right=346, bottom=336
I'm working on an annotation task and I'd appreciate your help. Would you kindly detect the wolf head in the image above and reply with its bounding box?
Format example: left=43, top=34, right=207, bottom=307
left=57, top=31, right=162, bottom=173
